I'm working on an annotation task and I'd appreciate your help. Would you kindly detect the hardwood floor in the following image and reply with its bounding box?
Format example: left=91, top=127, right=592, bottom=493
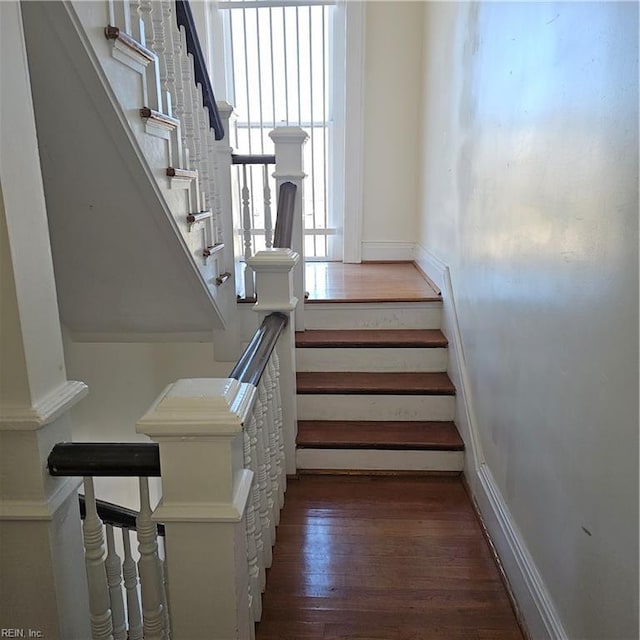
left=305, top=262, right=440, bottom=302
left=256, top=476, right=524, bottom=640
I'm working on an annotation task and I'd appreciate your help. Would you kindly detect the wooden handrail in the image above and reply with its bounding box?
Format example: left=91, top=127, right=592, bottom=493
left=228, top=312, right=288, bottom=386
left=78, top=494, right=166, bottom=537
left=174, top=1, right=224, bottom=140
left=48, top=442, right=160, bottom=477
left=273, top=181, right=297, bottom=249
left=231, top=153, right=276, bottom=165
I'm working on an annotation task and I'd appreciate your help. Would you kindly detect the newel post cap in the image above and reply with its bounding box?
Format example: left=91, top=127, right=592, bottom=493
left=247, top=248, right=300, bottom=272
left=269, top=126, right=309, bottom=144
left=136, top=378, right=256, bottom=438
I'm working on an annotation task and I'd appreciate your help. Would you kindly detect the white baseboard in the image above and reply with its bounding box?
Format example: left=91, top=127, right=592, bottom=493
left=417, top=245, right=567, bottom=640
left=361, top=241, right=416, bottom=262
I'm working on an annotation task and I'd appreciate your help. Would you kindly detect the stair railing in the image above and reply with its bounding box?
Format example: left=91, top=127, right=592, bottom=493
left=48, top=444, right=167, bottom=640
left=45, top=249, right=299, bottom=639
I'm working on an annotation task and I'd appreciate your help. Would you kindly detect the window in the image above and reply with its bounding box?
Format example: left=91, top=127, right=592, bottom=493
left=214, top=0, right=340, bottom=259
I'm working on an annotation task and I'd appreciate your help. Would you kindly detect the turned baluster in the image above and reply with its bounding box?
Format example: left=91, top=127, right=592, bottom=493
left=82, top=477, right=114, bottom=640
left=246, top=413, right=267, bottom=590
left=243, top=426, right=262, bottom=621
left=122, top=529, right=143, bottom=640
left=264, top=360, right=281, bottom=528
left=272, top=349, right=287, bottom=507
left=159, top=555, right=171, bottom=639
left=105, top=525, right=127, bottom=640
left=257, top=379, right=276, bottom=545
left=136, top=477, right=164, bottom=640
left=253, top=389, right=273, bottom=567
left=263, top=165, right=273, bottom=249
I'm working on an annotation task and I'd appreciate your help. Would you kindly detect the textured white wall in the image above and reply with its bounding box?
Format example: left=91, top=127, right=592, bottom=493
left=360, top=1, right=423, bottom=248
left=419, top=2, right=638, bottom=637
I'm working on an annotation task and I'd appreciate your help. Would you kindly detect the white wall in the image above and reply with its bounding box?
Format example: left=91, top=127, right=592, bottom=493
left=418, top=2, right=638, bottom=638
left=360, top=1, right=423, bottom=258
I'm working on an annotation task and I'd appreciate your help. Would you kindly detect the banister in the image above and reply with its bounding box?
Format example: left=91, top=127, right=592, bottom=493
left=273, top=181, right=297, bottom=249
left=231, top=153, right=276, bottom=165
left=48, top=442, right=160, bottom=477
left=174, top=0, right=224, bottom=140
left=78, top=494, right=165, bottom=537
left=229, top=312, right=288, bottom=386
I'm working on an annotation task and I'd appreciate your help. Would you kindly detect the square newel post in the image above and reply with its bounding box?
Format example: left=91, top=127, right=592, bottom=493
left=247, top=249, right=300, bottom=475
left=269, top=127, right=309, bottom=331
left=136, top=378, right=256, bottom=640
left=216, top=101, right=236, bottom=273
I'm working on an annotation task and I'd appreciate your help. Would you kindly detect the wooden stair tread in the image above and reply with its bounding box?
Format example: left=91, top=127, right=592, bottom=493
left=295, top=329, right=447, bottom=348
left=297, top=421, right=464, bottom=450
left=296, top=371, right=455, bottom=395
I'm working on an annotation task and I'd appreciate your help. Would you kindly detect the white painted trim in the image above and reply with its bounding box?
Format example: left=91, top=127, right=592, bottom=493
left=296, top=448, right=463, bottom=471
left=0, top=380, right=88, bottom=430
left=152, top=469, right=253, bottom=523
left=68, top=330, right=215, bottom=343
left=417, top=249, right=568, bottom=640
left=413, top=243, right=447, bottom=292
left=0, top=477, right=81, bottom=520
left=341, top=0, right=366, bottom=263
left=361, top=242, right=416, bottom=262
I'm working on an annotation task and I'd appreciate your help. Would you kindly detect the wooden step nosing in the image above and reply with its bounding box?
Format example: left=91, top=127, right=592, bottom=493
left=105, top=26, right=155, bottom=63
left=296, top=441, right=465, bottom=451
left=297, top=387, right=456, bottom=396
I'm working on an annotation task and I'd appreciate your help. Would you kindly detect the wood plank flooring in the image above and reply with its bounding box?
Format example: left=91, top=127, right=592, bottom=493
left=305, top=262, right=440, bottom=303
left=256, top=476, right=524, bottom=640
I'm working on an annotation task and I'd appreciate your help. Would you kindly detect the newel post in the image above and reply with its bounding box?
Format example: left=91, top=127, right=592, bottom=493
left=269, top=127, right=308, bottom=331
left=136, top=378, right=256, bottom=640
left=247, top=249, right=300, bottom=475
left=216, top=101, right=236, bottom=275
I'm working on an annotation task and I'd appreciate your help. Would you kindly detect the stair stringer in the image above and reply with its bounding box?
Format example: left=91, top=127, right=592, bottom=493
left=21, top=1, right=233, bottom=336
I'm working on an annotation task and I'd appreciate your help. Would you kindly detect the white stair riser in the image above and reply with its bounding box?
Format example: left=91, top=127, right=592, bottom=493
left=297, top=394, right=455, bottom=421
left=296, top=347, right=448, bottom=372
left=304, top=303, right=442, bottom=330
left=296, top=449, right=463, bottom=472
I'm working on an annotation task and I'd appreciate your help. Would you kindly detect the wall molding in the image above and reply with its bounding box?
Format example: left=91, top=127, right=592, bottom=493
left=341, top=0, right=366, bottom=263
left=417, top=244, right=567, bottom=640
left=361, top=241, right=416, bottom=262
left=0, top=380, right=88, bottom=431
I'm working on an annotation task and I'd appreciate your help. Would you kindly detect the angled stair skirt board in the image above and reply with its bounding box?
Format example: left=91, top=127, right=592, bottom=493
left=417, top=245, right=568, bottom=640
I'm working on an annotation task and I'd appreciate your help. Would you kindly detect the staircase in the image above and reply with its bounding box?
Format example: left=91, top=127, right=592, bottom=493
left=295, top=295, right=464, bottom=473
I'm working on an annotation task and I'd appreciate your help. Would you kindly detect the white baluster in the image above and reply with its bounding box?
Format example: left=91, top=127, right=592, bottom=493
left=243, top=428, right=262, bottom=621
left=246, top=413, right=267, bottom=590
left=136, top=477, right=165, bottom=640
left=272, top=349, right=287, bottom=507
left=122, top=529, right=143, bottom=640
left=105, top=526, right=127, bottom=640
left=82, top=478, right=114, bottom=640
left=253, top=389, right=273, bottom=567
left=242, top=165, right=255, bottom=298
left=263, top=165, right=273, bottom=249
left=264, top=361, right=281, bottom=528
left=159, top=554, right=171, bottom=639
left=257, top=379, right=276, bottom=545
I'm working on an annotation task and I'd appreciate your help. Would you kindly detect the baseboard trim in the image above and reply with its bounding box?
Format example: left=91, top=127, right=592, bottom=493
left=361, top=241, right=416, bottom=262
left=418, top=248, right=568, bottom=640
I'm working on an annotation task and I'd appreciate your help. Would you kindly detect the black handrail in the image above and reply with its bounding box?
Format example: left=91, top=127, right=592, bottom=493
left=229, top=313, right=288, bottom=386
left=273, top=182, right=297, bottom=250
left=174, top=0, right=224, bottom=140
left=231, top=154, right=276, bottom=165
left=79, top=494, right=165, bottom=537
left=48, top=443, right=160, bottom=477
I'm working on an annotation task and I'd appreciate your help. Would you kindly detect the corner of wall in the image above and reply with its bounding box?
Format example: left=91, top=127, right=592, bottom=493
left=416, top=243, right=568, bottom=640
